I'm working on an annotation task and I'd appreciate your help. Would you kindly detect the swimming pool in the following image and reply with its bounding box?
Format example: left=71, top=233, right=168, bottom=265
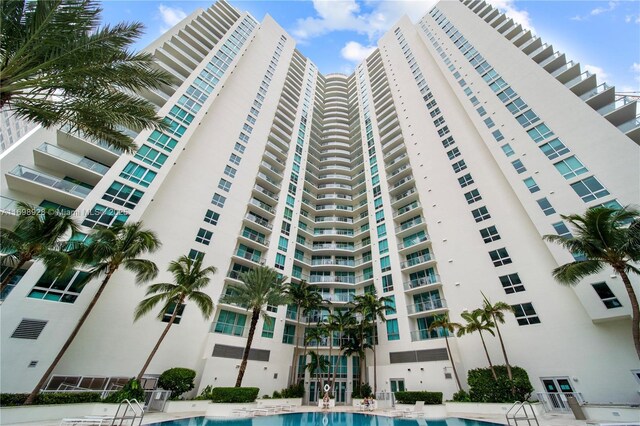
left=148, top=413, right=506, bottom=426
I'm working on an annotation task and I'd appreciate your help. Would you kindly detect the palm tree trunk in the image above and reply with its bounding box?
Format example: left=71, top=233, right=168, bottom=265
left=444, top=334, right=462, bottom=391
left=478, top=330, right=497, bottom=380
left=328, top=331, right=333, bottom=390
left=617, top=269, right=640, bottom=359
left=289, top=306, right=301, bottom=386
left=235, top=308, right=260, bottom=387
left=332, top=348, right=340, bottom=398
left=24, top=268, right=115, bottom=405
left=373, top=343, right=377, bottom=395
left=492, top=315, right=512, bottom=380
left=136, top=296, right=183, bottom=382
left=0, top=255, right=30, bottom=293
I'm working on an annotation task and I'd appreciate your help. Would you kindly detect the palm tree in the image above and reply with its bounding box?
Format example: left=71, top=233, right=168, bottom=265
left=543, top=206, right=640, bottom=359
left=24, top=221, right=160, bottom=404
left=457, top=309, right=497, bottom=380
left=340, top=328, right=371, bottom=396
left=428, top=313, right=463, bottom=391
left=328, top=310, right=356, bottom=390
left=352, top=293, right=395, bottom=394
left=481, top=293, right=514, bottom=380
left=220, top=266, right=289, bottom=387
left=0, top=202, right=79, bottom=293
left=284, top=280, right=323, bottom=385
left=1, top=0, right=174, bottom=152
left=306, top=350, right=329, bottom=402
left=134, top=256, right=216, bottom=381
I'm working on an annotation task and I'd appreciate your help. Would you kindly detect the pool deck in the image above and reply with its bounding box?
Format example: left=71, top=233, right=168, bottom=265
left=2, top=406, right=592, bottom=426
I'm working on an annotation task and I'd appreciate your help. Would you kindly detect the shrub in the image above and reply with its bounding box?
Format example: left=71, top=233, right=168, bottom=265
left=352, top=383, right=373, bottom=399
left=280, top=382, right=304, bottom=398
left=452, top=389, right=471, bottom=402
left=272, top=390, right=282, bottom=399
left=158, top=368, right=196, bottom=400
left=209, top=387, right=259, bottom=403
left=195, top=385, right=214, bottom=400
left=103, top=379, right=145, bottom=403
left=0, top=392, right=102, bottom=407
left=467, top=365, right=533, bottom=403
left=394, top=391, right=443, bottom=405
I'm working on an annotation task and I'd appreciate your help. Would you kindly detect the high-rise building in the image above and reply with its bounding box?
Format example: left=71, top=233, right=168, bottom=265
left=0, top=110, right=37, bottom=154
left=1, top=0, right=638, bottom=406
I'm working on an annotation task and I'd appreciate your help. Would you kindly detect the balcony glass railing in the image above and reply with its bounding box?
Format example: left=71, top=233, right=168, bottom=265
left=403, top=274, right=441, bottom=291
left=210, top=322, right=247, bottom=337
left=235, top=249, right=263, bottom=263
left=617, top=116, right=640, bottom=133
left=407, top=298, right=447, bottom=314
left=9, top=166, right=92, bottom=198
left=241, top=231, right=267, bottom=245
left=579, top=83, right=612, bottom=101
left=410, top=328, right=448, bottom=342
left=597, top=96, right=635, bottom=116
left=401, top=253, right=433, bottom=268
left=399, top=233, right=430, bottom=250
left=244, top=213, right=272, bottom=229
left=36, top=143, right=109, bottom=174
left=396, top=217, right=424, bottom=232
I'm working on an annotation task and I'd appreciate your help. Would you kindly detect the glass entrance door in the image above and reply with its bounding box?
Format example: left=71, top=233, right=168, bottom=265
left=334, top=382, right=346, bottom=403
left=542, top=377, right=575, bottom=411
left=390, top=379, right=405, bottom=392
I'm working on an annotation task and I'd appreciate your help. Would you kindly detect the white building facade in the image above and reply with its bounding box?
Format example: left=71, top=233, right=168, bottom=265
left=1, top=0, right=639, bottom=406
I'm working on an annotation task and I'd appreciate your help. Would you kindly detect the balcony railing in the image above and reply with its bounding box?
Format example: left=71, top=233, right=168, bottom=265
left=36, top=143, right=109, bottom=174
left=210, top=322, right=247, bottom=337
left=399, top=233, right=430, bottom=250
left=401, top=253, right=433, bottom=269
left=406, top=298, right=447, bottom=314
left=403, top=274, right=441, bottom=291
left=9, top=166, right=92, bottom=198
left=244, top=213, right=272, bottom=229
left=235, top=249, right=263, bottom=264
left=396, top=217, right=424, bottom=232
left=410, top=328, right=448, bottom=342
left=309, top=275, right=356, bottom=284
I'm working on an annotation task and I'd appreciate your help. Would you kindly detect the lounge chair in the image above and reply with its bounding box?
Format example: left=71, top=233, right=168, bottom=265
left=388, top=400, right=425, bottom=418
left=230, top=407, right=255, bottom=417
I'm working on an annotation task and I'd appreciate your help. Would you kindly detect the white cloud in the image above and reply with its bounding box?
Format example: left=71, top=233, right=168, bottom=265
left=632, top=63, right=640, bottom=73
left=487, top=0, right=535, bottom=32
left=571, top=1, right=618, bottom=22
left=341, top=41, right=376, bottom=63
left=158, top=4, right=187, bottom=33
left=584, top=64, right=609, bottom=81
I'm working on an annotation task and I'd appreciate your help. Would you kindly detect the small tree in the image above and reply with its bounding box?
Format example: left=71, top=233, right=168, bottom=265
left=428, top=313, right=463, bottom=391
left=457, top=309, right=497, bottom=380
left=481, top=294, right=514, bottom=380
left=158, top=368, right=196, bottom=400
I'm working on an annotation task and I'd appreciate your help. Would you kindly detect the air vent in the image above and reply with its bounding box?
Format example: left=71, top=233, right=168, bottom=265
left=28, top=361, right=38, bottom=368
left=11, top=319, right=48, bottom=340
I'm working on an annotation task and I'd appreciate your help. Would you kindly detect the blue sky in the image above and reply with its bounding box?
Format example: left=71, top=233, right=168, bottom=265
left=100, top=0, right=640, bottom=92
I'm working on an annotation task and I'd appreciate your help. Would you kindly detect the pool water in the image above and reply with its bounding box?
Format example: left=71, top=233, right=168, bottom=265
left=148, top=413, right=506, bottom=426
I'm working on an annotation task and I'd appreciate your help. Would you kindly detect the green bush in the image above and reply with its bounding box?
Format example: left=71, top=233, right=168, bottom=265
left=467, top=365, right=533, bottom=403
left=352, top=383, right=372, bottom=399
left=394, top=391, right=443, bottom=405
left=158, top=368, right=196, bottom=400
left=271, top=390, right=282, bottom=399
left=452, top=389, right=471, bottom=402
left=280, top=382, right=304, bottom=398
left=0, top=392, right=102, bottom=407
left=210, top=387, right=259, bottom=403
left=103, top=379, right=145, bottom=403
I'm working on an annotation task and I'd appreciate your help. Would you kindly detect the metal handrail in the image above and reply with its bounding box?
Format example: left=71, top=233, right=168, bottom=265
left=506, top=401, right=539, bottom=426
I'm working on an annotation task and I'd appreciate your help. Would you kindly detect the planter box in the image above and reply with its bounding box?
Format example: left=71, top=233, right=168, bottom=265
left=257, top=398, right=302, bottom=407
left=583, top=405, right=640, bottom=423
left=0, top=403, right=119, bottom=425
left=205, top=403, right=256, bottom=417
left=163, top=400, right=211, bottom=413
left=393, top=403, right=447, bottom=418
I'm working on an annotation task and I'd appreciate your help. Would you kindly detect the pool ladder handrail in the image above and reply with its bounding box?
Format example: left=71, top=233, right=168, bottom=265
left=506, top=401, right=539, bottom=426
left=110, top=399, right=145, bottom=426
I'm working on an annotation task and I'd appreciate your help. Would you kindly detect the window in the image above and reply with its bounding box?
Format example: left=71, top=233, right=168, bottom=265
left=499, top=273, right=525, bottom=294
left=188, top=249, right=204, bottom=261
left=148, top=130, right=177, bottom=152
left=476, top=106, right=487, bottom=117
left=382, top=274, right=394, bottom=292
left=27, top=270, right=89, bottom=303
left=506, top=98, right=528, bottom=114
left=452, top=160, right=467, bottom=173
left=278, top=236, right=288, bottom=251
left=447, top=147, right=461, bottom=160
left=275, top=253, right=286, bottom=270
left=385, top=296, right=396, bottom=315
left=527, top=123, right=553, bottom=143
left=380, top=256, right=391, bottom=272
left=592, top=282, right=622, bottom=309
left=135, top=145, right=168, bottom=168
left=374, top=197, right=383, bottom=210
left=524, top=177, right=540, bottom=193
left=501, top=144, right=515, bottom=157
left=261, top=317, right=275, bottom=338
left=458, top=173, right=474, bottom=188
left=489, top=78, right=508, bottom=92
left=480, top=226, right=501, bottom=243
left=195, top=228, right=213, bottom=245
left=375, top=210, right=385, bottom=223
left=536, top=198, right=556, bottom=216
left=554, top=156, right=588, bottom=180
left=553, top=221, right=572, bottom=238
left=512, top=303, right=540, bottom=325
left=234, top=142, right=245, bottom=154
left=379, top=239, right=389, bottom=254
left=224, top=165, right=237, bottom=178
left=515, top=110, right=540, bottom=128
left=282, top=323, right=295, bottom=344
left=492, top=130, right=504, bottom=142
left=103, top=182, right=143, bottom=209
left=441, top=136, right=455, bottom=148
left=120, top=162, right=157, bottom=187
left=437, top=126, right=450, bottom=137
left=218, top=178, right=232, bottom=192
left=386, top=319, right=400, bottom=341
left=212, top=193, right=226, bottom=207
left=82, top=204, right=128, bottom=228
left=571, top=177, right=610, bottom=202
left=162, top=303, right=185, bottom=324
left=470, top=96, right=480, bottom=106
left=433, top=117, right=445, bottom=127
left=472, top=206, right=491, bottom=222
left=377, top=224, right=387, bottom=237
left=229, top=154, right=242, bottom=166
left=214, top=309, right=246, bottom=336
left=484, top=118, right=495, bottom=128
left=497, top=87, right=517, bottom=103
left=511, top=159, right=526, bottom=174
left=464, top=189, right=482, bottom=204
left=204, top=210, right=220, bottom=225
left=489, top=248, right=512, bottom=266
left=540, top=138, right=570, bottom=160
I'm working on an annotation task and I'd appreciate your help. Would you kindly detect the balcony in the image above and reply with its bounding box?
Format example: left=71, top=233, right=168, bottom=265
left=248, top=198, right=275, bottom=215
left=400, top=253, right=435, bottom=270
left=617, top=115, right=640, bottom=143
left=6, top=165, right=92, bottom=208
left=244, top=213, right=272, bottom=230
left=252, top=184, right=278, bottom=201
left=309, top=275, right=356, bottom=284
left=394, top=201, right=421, bottom=218
left=234, top=248, right=263, bottom=265
left=34, top=143, right=109, bottom=185
left=395, top=217, right=424, bottom=234
left=210, top=322, right=248, bottom=337
left=398, top=233, right=430, bottom=251
left=403, top=275, right=441, bottom=292
left=240, top=230, right=268, bottom=247
left=407, top=298, right=447, bottom=315
left=410, top=328, right=447, bottom=342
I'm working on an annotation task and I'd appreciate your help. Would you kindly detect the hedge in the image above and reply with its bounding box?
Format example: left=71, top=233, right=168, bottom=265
left=209, top=387, right=259, bottom=403
left=158, top=368, right=195, bottom=400
left=0, top=392, right=102, bottom=407
left=467, top=365, right=533, bottom=403
left=394, top=391, right=443, bottom=405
